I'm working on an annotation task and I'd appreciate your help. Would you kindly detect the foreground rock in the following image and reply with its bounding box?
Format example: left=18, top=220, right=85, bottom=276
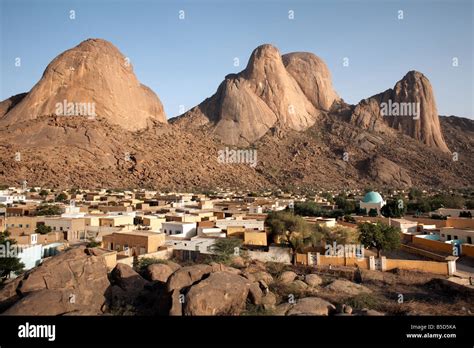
left=2, top=247, right=109, bottom=315
left=279, top=271, right=297, bottom=284
left=184, top=272, right=251, bottom=315
left=286, top=297, right=336, bottom=316
left=166, top=264, right=213, bottom=292
left=304, top=274, right=323, bottom=287
left=146, top=263, right=177, bottom=283
left=325, top=279, right=372, bottom=296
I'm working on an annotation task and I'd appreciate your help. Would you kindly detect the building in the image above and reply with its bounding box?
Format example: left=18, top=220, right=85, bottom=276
left=162, top=222, right=197, bottom=239
left=0, top=191, right=26, bottom=205
left=359, top=191, right=386, bottom=216
left=439, top=227, right=474, bottom=244
left=215, top=218, right=264, bottom=231
left=43, top=217, right=86, bottom=241
left=102, top=230, right=166, bottom=255
left=4, top=216, right=40, bottom=235
left=99, top=215, right=134, bottom=227
left=244, top=231, right=267, bottom=246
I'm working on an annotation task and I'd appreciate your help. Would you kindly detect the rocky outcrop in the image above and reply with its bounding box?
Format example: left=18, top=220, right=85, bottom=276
left=146, top=263, right=178, bottom=283
left=365, top=155, right=413, bottom=188
left=166, top=264, right=213, bottom=292
left=0, top=93, right=27, bottom=118
left=1, top=247, right=109, bottom=315
left=0, top=39, right=166, bottom=130
left=282, top=52, right=339, bottom=111
left=183, top=271, right=251, bottom=315
left=350, top=71, right=450, bottom=152
left=173, top=44, right=333, bottom=146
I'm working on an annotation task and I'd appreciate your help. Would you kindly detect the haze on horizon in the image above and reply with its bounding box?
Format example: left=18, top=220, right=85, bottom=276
left=0, top=0, right=473, bottom=119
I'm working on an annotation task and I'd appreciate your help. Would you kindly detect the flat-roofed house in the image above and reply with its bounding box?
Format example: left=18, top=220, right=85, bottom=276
left=102, top=231, right=166, bottom=256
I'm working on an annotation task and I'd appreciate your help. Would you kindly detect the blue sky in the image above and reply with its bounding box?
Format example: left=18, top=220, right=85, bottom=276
left=1, top=0, right=473, bottom=118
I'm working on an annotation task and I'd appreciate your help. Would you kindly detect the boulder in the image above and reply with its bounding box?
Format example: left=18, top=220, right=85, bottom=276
left=2, top=247, right=109, bottom=315
left=184, top=272, right=250, bottom=315
left=167, top=264, right=213, bottom=292
left=325, top=279, right=372, bottom=296
left=359, top=308, right=385, bottom=316
left=289, top=280, right=308, bottom=292
left=110, top=263, right=148, bottom=293
left=0, top=276, right=23, bottom=311
left=146, top=263, right=175, bottom=283
left=169, top=289, right=183, bottom=316
left=274, top=303, right=292, bottom=316
left=279, top=271, right=297, bottom=284
left=231, top=256, right=246, bottom=268
left=261, top=292, right=277, bottom=310
left=250, top=271, right=274, bottom=285
left=304, top=274, right=323, bottom=287
left=209, top=262, right=241, bottom=275
left=286, top=297, right=336, bottom=316
left=248, top=283, right=263, bottom=305
left=166, top=261, right=182, bottom=272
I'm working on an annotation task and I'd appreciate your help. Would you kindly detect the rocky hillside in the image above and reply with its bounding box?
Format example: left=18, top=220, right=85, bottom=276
left=1, top=247, right=472, bottom=316
left=0, top=39, right=472, bottom=190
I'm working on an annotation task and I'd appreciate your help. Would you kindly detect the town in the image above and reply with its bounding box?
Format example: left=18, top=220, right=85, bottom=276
left=0, top=185, right=473, bottom=316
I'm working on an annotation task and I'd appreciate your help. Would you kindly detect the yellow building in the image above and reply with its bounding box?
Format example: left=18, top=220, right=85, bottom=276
left=102, top=231, right=166, bottom=256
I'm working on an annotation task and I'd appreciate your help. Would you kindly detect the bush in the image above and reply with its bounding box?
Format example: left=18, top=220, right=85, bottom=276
left=345, top=293, right=381, bottom=310
left=135, top=257, right=168, bottom=272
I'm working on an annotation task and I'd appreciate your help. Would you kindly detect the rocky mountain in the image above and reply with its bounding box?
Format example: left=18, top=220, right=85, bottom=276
left=0, top=39, right=166, bottom=131
left=172, top=44, right=339, bottom=146
left=0, top=39, right=472, bottom=190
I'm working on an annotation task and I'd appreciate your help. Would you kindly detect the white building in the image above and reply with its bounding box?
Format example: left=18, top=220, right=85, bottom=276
left=197, top=227, right=225, bottom=238
left=248, top=206, right=263, bottom=214
left=166, top=236, right=216, bottom=254
left=0, top=191, right=26, bottom=205
left=359, top=191, right=386, bottom=216
left=215, top=219, right=264, bottom=231
left=162, top=221, right=197, bottom=239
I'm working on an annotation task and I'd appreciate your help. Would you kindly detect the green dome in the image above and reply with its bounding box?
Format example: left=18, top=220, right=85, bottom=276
left=362, top=191, right=384, bottom=204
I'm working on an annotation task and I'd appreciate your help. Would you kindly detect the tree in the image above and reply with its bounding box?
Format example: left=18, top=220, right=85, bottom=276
left=210, top=238, right=243, bottom=264
left=35, top=204, right=62, bottom=216
left=29, top=188, right=37, bottom=193
left=321, top=225, right=360, bottom=245
left=35, top=224, right=52, bottom=235
left=39, top=190, right=48, bottom=197
left=265, top=211, right=322, bottom=264
left=358, top=222, right=401, bottom=258
left=459, top=211, right=472, bottom=218
left=381, top=199, right=406, bottom=218
left=0, top=231, right=25, bottom=281
left=293, top=201, right=322, bottom=217
left=86, top=238, right=101, bottom=248
left=55, top=192, right=67, bottom=202
left=335, top=196, right=356, bottom=214
left=368, top=209, right=378, bottom=217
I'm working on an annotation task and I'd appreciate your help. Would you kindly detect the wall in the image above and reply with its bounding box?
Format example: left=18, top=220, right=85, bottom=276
left=385, top=259, right=448, bottom=275
left=405, top=217, right=448, bottom=228
left=116, top=247, right=173, bottom=267
left=306, top=252, right=453, bottom=275
left=446, top=218, right=474, bottom=229
left=461, top=244, right=474, bottom=257
left=412, top=235, right=455, bottom=255
left=244, top=231, right=267, bottom=246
